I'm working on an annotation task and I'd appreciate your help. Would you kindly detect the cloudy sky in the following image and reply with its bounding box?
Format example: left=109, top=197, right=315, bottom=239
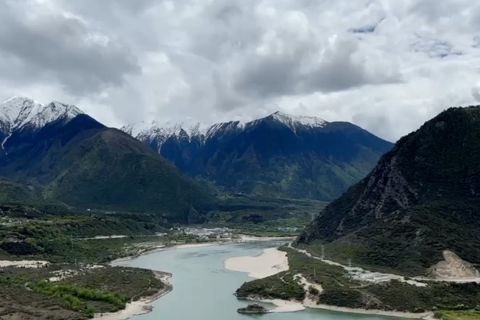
left=0, top=0, right=479, bottom=141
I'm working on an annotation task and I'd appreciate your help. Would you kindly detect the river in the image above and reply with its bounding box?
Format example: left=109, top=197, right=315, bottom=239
left=116, top=241, right=405, bottom=320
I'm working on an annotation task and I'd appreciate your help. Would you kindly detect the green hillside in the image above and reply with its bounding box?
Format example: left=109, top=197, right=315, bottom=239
left=43, top=128, right=214, bottom=221
left=0, top=115, right=214, bottom=222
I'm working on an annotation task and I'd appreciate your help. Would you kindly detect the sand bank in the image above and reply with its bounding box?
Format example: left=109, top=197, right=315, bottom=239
left=173, top=242, right=217, bottom=249
left=224, top=247, right=289, bottom=278
left=237, top=235, right=295, bottom=242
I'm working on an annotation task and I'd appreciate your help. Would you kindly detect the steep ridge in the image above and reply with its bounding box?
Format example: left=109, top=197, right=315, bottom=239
left=124, top=111, right=392, bottom=200
left=298, top=106, right=480, bottom=275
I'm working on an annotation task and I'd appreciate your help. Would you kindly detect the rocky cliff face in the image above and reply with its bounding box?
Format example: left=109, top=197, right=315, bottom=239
left=299, top=149, right=419, bottom=241
left=298, top=106, right=480, bottom=275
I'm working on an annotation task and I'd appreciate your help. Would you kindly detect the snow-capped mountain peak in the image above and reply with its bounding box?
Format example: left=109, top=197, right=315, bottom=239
left=204, top=121, right=244, bottom=139
left=0, top=97, right=84, bottom=132
left=122, top=120, right=208, bottom=142
left=0, top=96, right=43, bottom=132
left=123, top=111, right=330, bottom=153
left=30, top=101, right=83, bottom=128
left=268, top=111, right=328, bottom=130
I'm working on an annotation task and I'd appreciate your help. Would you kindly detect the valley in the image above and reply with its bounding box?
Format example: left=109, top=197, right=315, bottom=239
left=237, top=107, right=480, bottom=320
left=114, top=240, right=405, bottom=320
left=0, top=194, right=321, bottom=319
left=0, top=97, right=479, bottom=320
left=2, top=1, right=480, bottom=319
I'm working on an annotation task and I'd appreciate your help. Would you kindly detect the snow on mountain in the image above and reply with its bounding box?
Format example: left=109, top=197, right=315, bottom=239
left=0, top=97, right=43, bottom=132
left=268, top=111, right=327, bottom=131
left=204, top=121, right=244, bottom=139
left=29, top=101, right=83, bottom=129
left=124, top=111, right=329, bottom=151
left=0, top=97, right=84, bottom=153
left=199, top=111, right=327, bottom=139
left=122, top=120, right=209, bottom=143
left=0, top=97, right=84, bottom=132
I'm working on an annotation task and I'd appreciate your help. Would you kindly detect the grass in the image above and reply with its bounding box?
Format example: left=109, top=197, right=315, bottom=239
left=32, top=281, right=127, bottom=317
left=435, top=310, right=480, bottom=320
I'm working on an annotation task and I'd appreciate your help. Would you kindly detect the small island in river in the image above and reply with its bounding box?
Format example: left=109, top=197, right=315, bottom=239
left=237, top=303, right=268, bottom=314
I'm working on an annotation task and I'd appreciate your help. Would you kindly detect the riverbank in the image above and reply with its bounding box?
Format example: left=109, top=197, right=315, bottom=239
left=231, top=247, right=437, bottom=319
left=310, top=304, right=434, bottom=320
left=236, top=235, right=296, bottom=242
left=93, top=271, right=172, bottom=320
left=105, top=236, right=294, bottom=319
left=111, top=235, right=293, bottom=266
left=254, top=298, right=434, bottom=319
left=226, top=247, right=306, bottom=313
left=102, top=242, right=219, bottom=319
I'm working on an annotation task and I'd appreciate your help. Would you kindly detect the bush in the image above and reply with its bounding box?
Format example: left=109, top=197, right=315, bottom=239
left=33, top=280, right=128, bottom=314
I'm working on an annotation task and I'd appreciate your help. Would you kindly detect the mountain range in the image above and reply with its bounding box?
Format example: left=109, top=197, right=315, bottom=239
left=0, top=97, right=212, bottom=222
left=0, top=96, right=393, bottom=223
left=123, top=111, right=392, bottom=201
left=2, top=95, right=480, bottom=308
left=298, top=106, right=480, bottom=275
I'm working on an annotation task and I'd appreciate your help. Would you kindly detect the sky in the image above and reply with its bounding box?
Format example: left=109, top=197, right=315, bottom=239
left=0, top=0, right=479, bottom=142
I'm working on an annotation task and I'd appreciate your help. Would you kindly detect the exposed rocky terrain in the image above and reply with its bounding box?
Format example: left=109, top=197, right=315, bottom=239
left=298, top=106, right=480, bottom=275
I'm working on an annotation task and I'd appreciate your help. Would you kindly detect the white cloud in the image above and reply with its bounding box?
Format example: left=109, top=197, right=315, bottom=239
left=0, top=0, right=479, bottom=141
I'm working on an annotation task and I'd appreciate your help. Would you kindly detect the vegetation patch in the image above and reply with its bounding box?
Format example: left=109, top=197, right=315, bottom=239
left=236, top=271, right=305, bottom=301
left=0, top=266, right=164, bottom=319
left=206, top=195, right=326, bottom=237
left=32, top=281, right=127, bottom=317
left=435, top=310, right=480, bottom=320
left=236, top=248, right=480, bottom=314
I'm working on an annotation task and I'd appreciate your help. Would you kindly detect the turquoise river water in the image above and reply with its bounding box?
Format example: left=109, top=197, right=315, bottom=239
left=117, top=241, right=405, bottom=320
